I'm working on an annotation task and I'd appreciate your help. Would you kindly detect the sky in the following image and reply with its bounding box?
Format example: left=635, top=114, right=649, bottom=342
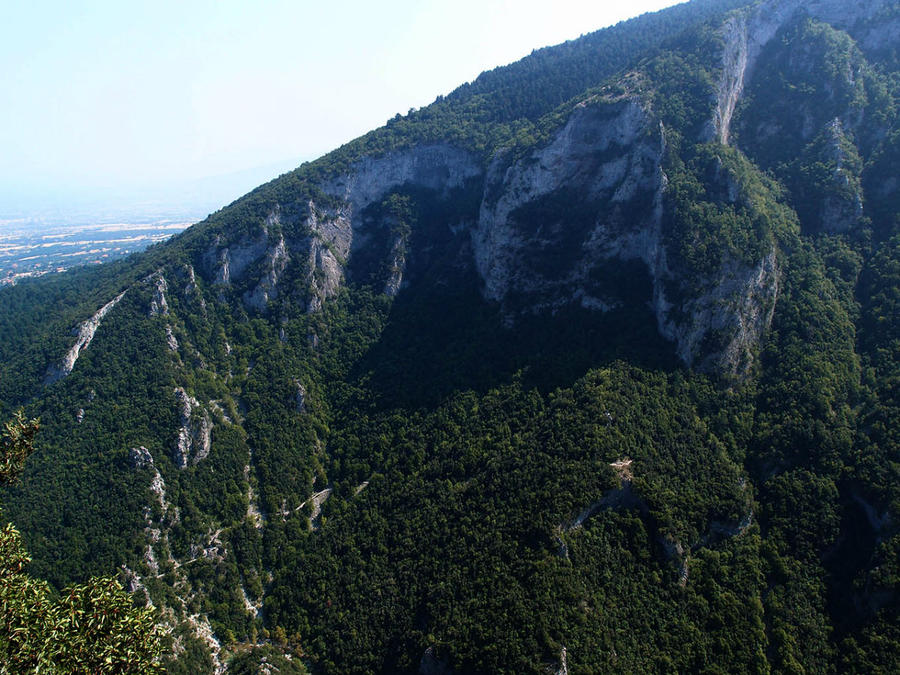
left=1, top=0, right=683, bottom=219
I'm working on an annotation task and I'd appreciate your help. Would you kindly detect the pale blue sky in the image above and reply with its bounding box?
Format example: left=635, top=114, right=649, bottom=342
left=1, top=0, right=681, bottom=215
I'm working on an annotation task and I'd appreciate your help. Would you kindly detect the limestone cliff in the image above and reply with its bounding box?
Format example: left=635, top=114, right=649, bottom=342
left=710, top=0, right=896, bottom=149
left=44, top=291, right=127, bottom=384
left=173, top=387, right=213, bottom=469
left=194, top=145, right=480, bottom=315
left=473, top=90, right=780, bottom=375
left=175, top=0, right=892, bottom=380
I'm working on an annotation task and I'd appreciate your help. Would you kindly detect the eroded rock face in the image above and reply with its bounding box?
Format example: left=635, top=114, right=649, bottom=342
left=299, top=145, right=483, bottom=307
left=178, top=264, right=207, bottom=315
left=188, top=90, right=778, bottom=376
left=472, top=93, right=778, bottom=376
left=325, top=144, right=482, bottom=218
left=243, top=235, right=289, bottom=311
left=474, top=96, right=664, bottom=308
left=294, top=380, right=306, bottom=413
left=203, top=230, right=269, bottom=287
left=129, top=445, right=154, bottom=470
left=303, top=201, right=351, bottom=313
left=148, top=273, right=169, bottom=317
left=706, top=0, right=808, bottom=146
left=726, top=0, right=894, bottom=167
left=192, top=147, right=481, bottom=316
left=165, top=325, right=179, bottom=352
left=710, top=0, right=895, bottom=143
left=44, top=291, right=127, bottom=384
left=173, top=387, right=212, bottom=469
left=383, top=231, right=408, bottom=297
left=182, top=1, right=892, bottom=378
left=661, top=250, right=780, bottom=373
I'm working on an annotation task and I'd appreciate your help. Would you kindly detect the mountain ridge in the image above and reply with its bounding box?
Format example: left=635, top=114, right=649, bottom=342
left=2, top=0, right=899, bottom=672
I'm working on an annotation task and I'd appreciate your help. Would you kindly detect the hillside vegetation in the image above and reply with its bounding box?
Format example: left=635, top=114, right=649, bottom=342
left=1, top=0, right=899, bottom=672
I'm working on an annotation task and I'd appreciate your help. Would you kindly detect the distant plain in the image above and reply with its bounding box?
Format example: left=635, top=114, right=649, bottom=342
left=0, top=220, right=191, bottom=284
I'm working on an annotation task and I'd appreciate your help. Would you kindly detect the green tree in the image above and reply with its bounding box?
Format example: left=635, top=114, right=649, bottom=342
left=0, top=411, right=164, bottom=673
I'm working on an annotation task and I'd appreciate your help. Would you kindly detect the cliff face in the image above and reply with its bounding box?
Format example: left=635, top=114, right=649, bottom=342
left=43, top=1, right=890, bottom=387
left=193, top=145, right=480, bottom=314
left=190, top=92, right=768, bottom=376
left=710, top=0, right=897, bottom=146
left=12, top=2, right=900, bottom=673
left=188, top=100, right=751, bottom=374
left=734, top=0, right=896, bottom=236
left=473, top=96, right=664, bottom=309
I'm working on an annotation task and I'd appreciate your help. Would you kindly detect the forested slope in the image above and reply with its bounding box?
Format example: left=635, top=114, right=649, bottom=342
left=1, top=0, right=899, bottom=672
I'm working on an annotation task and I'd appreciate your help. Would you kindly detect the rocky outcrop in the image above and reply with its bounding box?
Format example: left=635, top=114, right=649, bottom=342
left=473, top=91, right=778, bottom=375
left=184, top=97, right=778, bottom=374
left=147, top=273, right=169, bottom=317
left=304, top=201, right=351, bottom=313
left=129, top=445, right=155, bottom=470
left=186, top=612, right=225, bottom=675
left=245, top=460, right=266, bottom=529
left=44, top=291, right=127, bottom=384
left=196, top=146, right=481, bottom=317
left=129, top=446, right=176, bottom=579
left=146, top=273, right=182, bottom=353
left=661, top=250, right=780, bottom=373
left=165, top=325, right=179, bottom=352
left=243, top=235, right=289, bottom=311
left=301, top=487, right=332, bottom=530
left=172, top=387, right=212, bottom=469
left=555, top=647, right=568, bottom=675
left=203, top=230, right=269, bottom=287
left=305, top=240, right=343, bottom=313
left=474, top=95, right=668, bottom=315
left=300, top=145, right=481, bottom=310
left=384, top=232, right=408, bottom=297
left=130, top=442, right=233, bottom=673
left=294, top=380, right=306, bottom=413
left=706, top=1, right=800, bottom=145
left=325, top=144, right=482, bottom=221
left=179, top=264, right=207, bottom=315
left=709, top=0, right=894, bottom=146
left=712, top=12, right=750, bottom=145
left=464, top=0, right=886, bottom=374
left=188, top=527, right=226, bottom=563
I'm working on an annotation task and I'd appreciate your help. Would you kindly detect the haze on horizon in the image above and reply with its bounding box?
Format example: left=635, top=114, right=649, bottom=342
left=1, top=0, right=683, bottom=219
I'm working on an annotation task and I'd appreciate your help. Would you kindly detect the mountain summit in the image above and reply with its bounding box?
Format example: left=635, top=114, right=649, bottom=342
left=2, top=0, right=899, bottom=672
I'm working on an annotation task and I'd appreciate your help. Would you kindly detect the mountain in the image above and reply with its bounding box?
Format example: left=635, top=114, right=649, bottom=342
left=1, top=0, right=899, bottom=672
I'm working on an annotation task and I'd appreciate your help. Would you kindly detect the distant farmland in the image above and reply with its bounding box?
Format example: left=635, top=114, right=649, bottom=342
left=0, top=220, right=191, bottom=284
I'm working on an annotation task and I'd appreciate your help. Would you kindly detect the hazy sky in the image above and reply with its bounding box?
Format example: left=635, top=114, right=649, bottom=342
left=1, top=0, right=682, bottom=210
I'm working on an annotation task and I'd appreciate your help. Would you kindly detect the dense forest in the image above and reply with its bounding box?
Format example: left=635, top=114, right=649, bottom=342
left=1, top=0, right=898, bottom=672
